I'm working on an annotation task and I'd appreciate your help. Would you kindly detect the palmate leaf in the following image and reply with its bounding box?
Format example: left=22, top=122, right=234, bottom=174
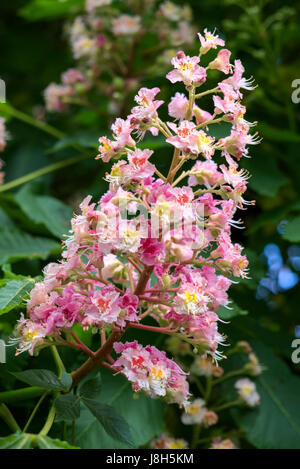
left=35, top=435, right=79, bottom=449
left=0, top=433, right=78, bottom=449
left=0, top=433, right=34, bottom=449
left=0, top=227, right=59, bottom=265
left=82, top=399, right=133, bottom=447
left=12, top=369, right=70, bottom=391
left=0, top=279, right=35, bottom=316
left=55, top=394, right=81, bottom=422
left=79, top=372, right=102, bottom=400
left=74, top=368, right=166, bottom=449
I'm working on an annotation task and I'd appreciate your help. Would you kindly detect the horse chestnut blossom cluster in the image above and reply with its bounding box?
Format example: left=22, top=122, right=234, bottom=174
left=44, top=0, right=195, bottom=115
left=12, top=30, right=260, bottom=408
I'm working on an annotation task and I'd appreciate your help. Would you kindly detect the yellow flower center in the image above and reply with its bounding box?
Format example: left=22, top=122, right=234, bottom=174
left=111, top=166, right=121, bottom=177
left=102, top=142, right=111, bottom=152
left=242, top=385, right=252, bottom=395
left=198, top=134, right=211, bottom=144
left=170, top=441, right=185, bottom=449
left=187, top=404, right=201, bottom=414
left=178, top=62, right=193, bottom=71
left=151, top=366, right=164, bottom=380
left=25, top=330, right=37, bottom=342
left=184, top=291, right=197, bottom=303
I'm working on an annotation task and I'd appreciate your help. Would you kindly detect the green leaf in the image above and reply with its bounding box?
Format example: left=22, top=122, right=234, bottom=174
left=258, top=123, right=300, bottom=143
left=60, top=372, right=73, bottom=391
left=0, top=227, right=59, bottom=265
left=82, top=399, right=133, bottom=447
left=74, top=369, right=165, bottom=449
left=55, top=394, right=81, bottom=422
left=35, top=435, right=79, bottom=449
left=282, top=215, right=300, bottom=242
left=0, top=207, right=16, bottom=228
left=0, top=279, right=35, bottom=315
left=19, top=0, right=84, bottom=21
left=12, top=369, right=69, bottom=391
left=222, top=341, right=300, bottom=449
left=16, top=184, right=72, bottom=239
left=243, top=153, right=288, bottom=197
left=48, top=131, right=99, bottom=154
left=0, top=432, right=34, bottom=449
left=79, top=373, right=102, bottom=400
left=218, top=300, right=248, bottom=321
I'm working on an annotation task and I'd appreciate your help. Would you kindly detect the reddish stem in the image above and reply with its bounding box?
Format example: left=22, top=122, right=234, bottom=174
left=128, top=322, right=175, bottom=335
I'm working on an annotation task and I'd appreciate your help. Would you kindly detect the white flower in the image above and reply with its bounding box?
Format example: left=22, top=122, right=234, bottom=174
left=235, top=378, right=260, bottom=407
left=181, top=398, right=207, bottom=425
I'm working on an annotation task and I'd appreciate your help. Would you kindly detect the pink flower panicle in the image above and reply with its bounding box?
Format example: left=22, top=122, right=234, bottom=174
left=13, top=30, right=259, bottom=408
left=43, top=1, right=196, bottom=115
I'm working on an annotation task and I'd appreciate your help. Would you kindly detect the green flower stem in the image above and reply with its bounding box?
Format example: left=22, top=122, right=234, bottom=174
left=0, top=403, right=21, bottom=433
left=0, top=153, right=91, bottom=193
left=186, top=86, right=195, bottom=121
left=195, top=87, right=220, bottom=99
left=0, top=386, right=45, bottom=404
left=39, top=402, right=56, bottom=436
left=22, top=391, right=48, bottom=433
left=194, top=376, right=206, bottom=397
left=1, top=104, right=65, bottom=140
left=204, top=376, right=213, bottom=402
left=50, top=345, right=65, bottom=379
left=212, top=369, right=246, bottom=386
left=191, top=423, right=201, bottom=449
left=212, top=399, right=241, bottom=413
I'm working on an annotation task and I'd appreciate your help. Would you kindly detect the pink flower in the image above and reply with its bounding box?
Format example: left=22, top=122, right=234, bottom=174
left=218, top=128, right=260, bottom=160
left=89, top=286, right=121, bottom=326
left=223, top=59, right=256, bottom=92
left=166, top=51, right=206, bottom=87
left=112, top=15, right=141, bottom=36
left=167, top=121, right=215, bottom=159
left=213, top=83, right=240, bottom=114
left=126, top=148, right=156, bottom=179
left=140, top=237, right=165, bottom=265
left=198, top=29, right=225, bottom=55
left=168, top=92, right=189, bottom=119
left=113, top=341, right=190, bottom=405
left=130, top=87, right=164, bottom=136
left=0, top=118, right=7, bottom=152
left=210, top=438, right=237, bottom=449
left=9, top=314, right=47, bottom=356
left=132, top=87, right=164, bottom=120
left=97, top=136, right=122, bottom=162
left=211, top=232, right=249, bottom=278
left=208, top=49, right=232, bottom=74
left=61, top=69, right=85, bottom=86
left=188, top=160, right=222, bottom=188
left=85, top=0, right=111, bottom=13
left=193, top=106, right=212, bottom=125
left=111, top=117, right=135, bottom=147
left=44, top=83, right=72, bottom=112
